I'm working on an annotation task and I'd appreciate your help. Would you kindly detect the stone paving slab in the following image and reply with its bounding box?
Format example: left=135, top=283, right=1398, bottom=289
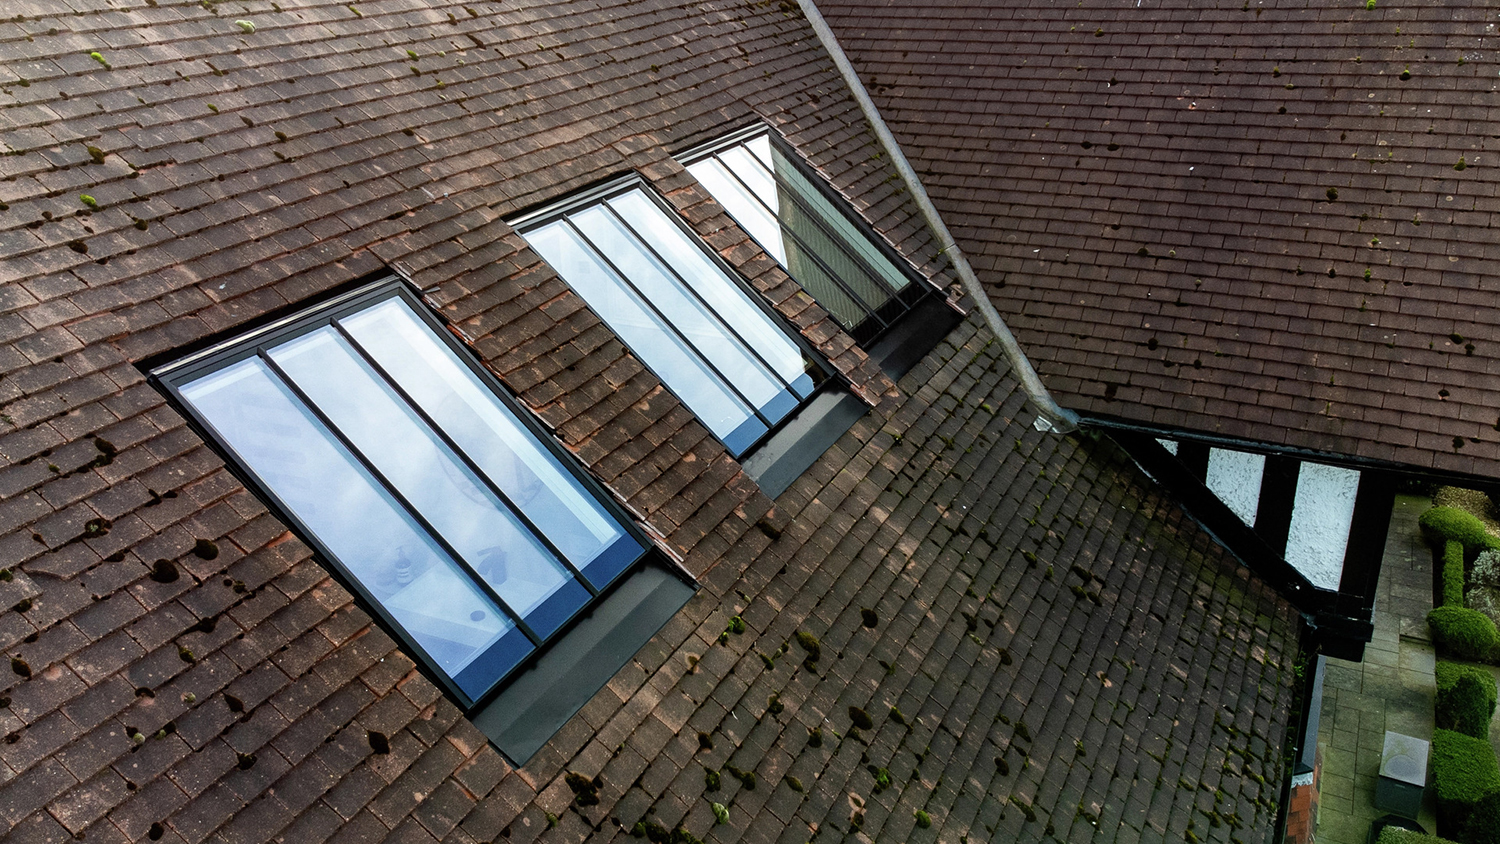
left=1315, top=494, right=1439, bottom=844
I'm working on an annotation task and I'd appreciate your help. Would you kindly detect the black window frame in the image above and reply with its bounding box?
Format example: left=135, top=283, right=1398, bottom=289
left=146, top=277, right=680, bottom=723
left=677, top=124, right=938, bottom=347
left=509, top=175, right=841, bottom=462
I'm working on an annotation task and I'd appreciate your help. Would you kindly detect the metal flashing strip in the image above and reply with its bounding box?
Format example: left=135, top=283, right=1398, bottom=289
left=470, top=560, right=695, bottom=765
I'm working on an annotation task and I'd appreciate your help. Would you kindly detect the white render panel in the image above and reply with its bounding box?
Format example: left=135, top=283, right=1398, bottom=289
left=1205, top=448, right=1266, bottom=527
left=1284, top=462, right=1360, bottom=591
left=1157, top=438, right=1178, bottom=455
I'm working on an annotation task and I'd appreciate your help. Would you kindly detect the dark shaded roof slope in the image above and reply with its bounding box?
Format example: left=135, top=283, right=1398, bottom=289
left=0, top=0, right=1299, bottom=841
left=0, top=309, right=1304, bottom=844
left=818, top=0, right=1500, bottom=476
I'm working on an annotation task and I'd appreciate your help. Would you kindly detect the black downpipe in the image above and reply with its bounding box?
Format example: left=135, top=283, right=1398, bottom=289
left=1272, top=626, right=1324, bottom=844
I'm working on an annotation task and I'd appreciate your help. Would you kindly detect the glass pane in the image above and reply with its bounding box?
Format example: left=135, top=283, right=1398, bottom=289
left=769, top=143, right=913, bottom=294
left=687, top=156, right=786, bottom=262
left=602, top=191, right=816, bottom=401
left=720, top=143, right=780, bottom=211
left=268, top=328, right=581, bottom=625
left=526, top=219, right=767, bottom=448
left=180, top=358, right=515, bottom=678
left=689, top=154, right=869, bottom=330
left=572, top=202, right=796, bottom=418
left=341, top=299, right=640, bottom=587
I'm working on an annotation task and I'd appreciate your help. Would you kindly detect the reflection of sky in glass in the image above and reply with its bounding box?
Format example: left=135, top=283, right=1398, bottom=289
left=765, top=141, right=911, bottom=294
left=342, top=300, right=628, bottom=570
left=686, top=156, right=785, bottom=261
left=268, top=328, right=574, bottom=619
left=605, top=191, right=810, bottom=391
left=572, top=202, right=789, bottom=410
left=526, top=220, right=761, bottom=443
left=180, top=358, right=510, bottom=675
left=687, top=134, right=919, bottom=333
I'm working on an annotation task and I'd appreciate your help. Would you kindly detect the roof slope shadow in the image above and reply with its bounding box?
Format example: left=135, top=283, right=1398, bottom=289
left=0, top=312, right=1302, bottom=844
left=593, top=313, right=1302, bottom=844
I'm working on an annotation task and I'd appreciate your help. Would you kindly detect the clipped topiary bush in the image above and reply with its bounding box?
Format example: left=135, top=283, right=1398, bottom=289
left=1431, top=606, right=1500, bottom=662
left=1437, top=661, right=1498, bottom=739
left=1464, top=789, right=1500, bottom=844
left=1449, top=541, right=1469, bottom=607
left=1377, top=827, right=1461, bottom=844
left=1433, top=728, right=1500, bottom=836
left=1423, top=507, right=1500, bottom=553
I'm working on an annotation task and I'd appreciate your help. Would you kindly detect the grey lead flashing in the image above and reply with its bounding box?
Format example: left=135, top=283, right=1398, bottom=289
left=792, top=0, right=1079, bottom=435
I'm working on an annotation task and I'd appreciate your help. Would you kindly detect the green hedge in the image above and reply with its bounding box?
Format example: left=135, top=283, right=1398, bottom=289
left=1449, top=540, right=1469, bottom=607
left=1378, top=827, right=1461, bottom=844
left=1432, top=606, right=1500, bottom=662
left=1464, top=790, right=1500, bottom=844
left=1437, top=661, right=1498, bottom=739
left=1434, top=728, right=1500, bottom=835
left=1423, top=507, right=1500, bottom=553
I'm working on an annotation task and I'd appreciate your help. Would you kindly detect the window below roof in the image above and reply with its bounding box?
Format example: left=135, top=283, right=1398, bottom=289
left=679, top=127, right=933, bottom=347
left=150, top=279, right=691, bottom=763
left=514, top=181, right=830, bottom=459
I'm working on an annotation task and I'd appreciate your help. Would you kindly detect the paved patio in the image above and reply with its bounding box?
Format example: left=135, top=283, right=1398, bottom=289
left=1315, top=493, right=1440, bottom=843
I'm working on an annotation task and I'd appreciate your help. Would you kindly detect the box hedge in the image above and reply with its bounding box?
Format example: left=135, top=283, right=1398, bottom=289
left=1378, top=828, right=1460, bottom=844
left=1423, top=507, right=1500, bottom=553
left=1434, top=728, right=1500, bottom=835
left=1464, top=789, right=1500, bottom=844
left=1437, top=661, right=1498, bottom=739
left=1431, top=606, right=1500, bottom=662
left=1449, top=540, right=1469, bottom=607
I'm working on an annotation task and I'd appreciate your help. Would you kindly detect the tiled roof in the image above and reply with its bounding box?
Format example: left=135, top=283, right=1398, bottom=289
left=817, top=0, right=1500, bottom=477
left=0, top=0, right=1300, bottom=842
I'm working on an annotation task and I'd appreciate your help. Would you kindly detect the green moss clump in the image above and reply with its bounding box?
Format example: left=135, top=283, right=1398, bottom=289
left=1433, top=728, right=1500, bottom=832
left=704, top=769, right=720, bottom=791
left=563, top=771, right=600, bottom=806
left=794, top=631, right=820, bottom=661
left=914, top=810, right=932, bottom=829
left=1423, top=507, right=1499, bottom=552
left=726, top=765, right=756, bottom=790
left=1430, top=606, right=1499, bottom=661
left=1446, top=540, right=1467, bottom=608
left=848, top=706, right=874, bottom=730
left=1437, top=661, right=1498, bottom=739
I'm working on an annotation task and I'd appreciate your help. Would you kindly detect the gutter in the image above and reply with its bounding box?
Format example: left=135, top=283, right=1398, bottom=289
left=793, top=0, right=1079, bottom=435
